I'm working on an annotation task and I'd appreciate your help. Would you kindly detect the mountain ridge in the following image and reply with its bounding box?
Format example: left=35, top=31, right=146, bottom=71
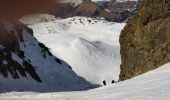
left=48, top=0, right=138, bottom=22
left=120, top=0, right=170, bottom=81
left=0, top=19, right=94, bottom=92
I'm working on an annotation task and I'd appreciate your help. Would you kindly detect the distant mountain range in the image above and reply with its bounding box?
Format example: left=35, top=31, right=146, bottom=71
left=49, top=0, right=138, bottom=22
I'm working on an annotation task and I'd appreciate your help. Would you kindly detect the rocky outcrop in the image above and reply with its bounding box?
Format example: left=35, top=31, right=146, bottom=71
left=49, top=3, right=76, bottom=18
left=68, top=0, right=99, bottom=17
left=20, top=14, right=56, bottom=25
left=68, top=0, right=136, bottom=22
left=0, top=20, right=41, bottom=82
left=119, top=0, right=170, bottom=81
left=99, top=0, right=136, bottom=22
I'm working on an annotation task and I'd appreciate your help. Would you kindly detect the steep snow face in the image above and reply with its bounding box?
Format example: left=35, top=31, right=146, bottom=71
left=2, top=62, right=170, bottom=100
left=29, top=17, right=126, bottom=85
left=0, top=20, right=93, bottom=92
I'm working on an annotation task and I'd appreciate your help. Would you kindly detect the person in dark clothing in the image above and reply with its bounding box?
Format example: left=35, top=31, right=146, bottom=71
left=112, top=80, right=115, bottom=84
left=103, top=80, right=106, bottom=86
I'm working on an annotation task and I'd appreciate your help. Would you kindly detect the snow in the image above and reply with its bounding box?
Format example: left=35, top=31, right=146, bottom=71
left=58, top=0, right=83, bottom=6
left=12, top=53, right=23, bottom=64
left=20, top=14, right=56, bottom=25
left=116, top=0, right=138, bottom=2
left=93, top=0, right=138, bottom=2
left=59, top=0, right=138, bottom=6
left=0, top=12, right=169, bottom=100
left=105, top=9, right=111, bottom=12
left=1, top=62, right=170, bottom=100
left=28, top=17, right=125, bottom=85
left=2, top=60, right=7, bottom=65
left=0, top=20, right=94, bottom=92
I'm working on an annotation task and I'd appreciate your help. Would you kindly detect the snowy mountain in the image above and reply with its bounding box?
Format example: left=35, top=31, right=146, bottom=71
left=0, top=19, right=94, bottom=92
left=60, top=0, right=138, bottom=4
left=20, top=14, right=56, bottom=25
left=58, top=0, right=83, bottom=6
left=0, top=0, right=140, bottom=93
left=28, top=17, right=125, bottom=85
left=2, top=12, right=170, bottom=99
left=48, top=0, right=138, bottom=22
left=1, top=0, right=169, bottom=100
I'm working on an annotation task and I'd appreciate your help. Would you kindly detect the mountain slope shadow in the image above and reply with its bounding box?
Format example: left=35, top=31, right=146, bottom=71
left=0, top=19, right=100, bottom=93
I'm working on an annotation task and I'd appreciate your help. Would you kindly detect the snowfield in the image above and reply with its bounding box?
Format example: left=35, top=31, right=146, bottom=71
left=0, top=20, right=94, bottom=92
left=29, top=17, right=126, bottom=85
left=1, top=63, right=170, bottom=100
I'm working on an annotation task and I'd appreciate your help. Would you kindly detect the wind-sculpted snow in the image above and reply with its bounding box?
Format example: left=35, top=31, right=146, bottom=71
left=29, top=17, right=126, bottom=85
left=0, top=19, right=94, bottom=93
left=1, top=61, right=170, bottom=100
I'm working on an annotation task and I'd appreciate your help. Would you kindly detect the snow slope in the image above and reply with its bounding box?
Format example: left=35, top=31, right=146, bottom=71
left=29, top=17, right=125, bottom=85
left=1, top=62, right=170, bottom=100
left=0, top=20, right=93, bottom=92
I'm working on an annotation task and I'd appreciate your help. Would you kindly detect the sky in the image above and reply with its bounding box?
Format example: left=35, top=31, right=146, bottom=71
left=0, top=0, right=60, bottom=19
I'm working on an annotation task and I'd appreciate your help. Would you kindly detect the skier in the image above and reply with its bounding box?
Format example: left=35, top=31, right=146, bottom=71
left=112, top=80, right=115, bottom=84
left=103, top=80, right=106, bottom=86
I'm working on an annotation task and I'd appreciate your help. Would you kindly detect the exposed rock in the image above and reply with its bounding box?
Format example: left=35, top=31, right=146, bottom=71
left=99, top=0, right=136, bottom=22
left=0, top=20, right=42, bottom=82
left=119, top=0, right=170, bottom=81
left=20, top=14, right=56, bottom=25
left=0, top=19, right=91, bottom=89
left=49, top=0, right=137, bottom=22
left=49, top=3, right=76, bottom=18
left=58, top=0, right=83, bottom=7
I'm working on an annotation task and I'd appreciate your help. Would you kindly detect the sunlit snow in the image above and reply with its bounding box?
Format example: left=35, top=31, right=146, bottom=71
left=29, top=17, right=126, bottom=85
